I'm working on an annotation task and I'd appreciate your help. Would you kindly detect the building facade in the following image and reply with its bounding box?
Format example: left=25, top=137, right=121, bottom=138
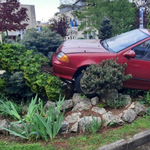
left=59, top=0, right=91, bottom=40
left=7, top=4, right=37, bottom=40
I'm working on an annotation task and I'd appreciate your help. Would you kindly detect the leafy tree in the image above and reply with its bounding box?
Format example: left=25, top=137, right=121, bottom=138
left=108, top=0, right=135, bottom=35
left=0, top=0, right=29, bottom=37
left=21, top=28, right=63, bottom=56
left=77, top=0, right=135, bottom=36
left=49, top=15, right=70, bottom=38
left=99, top=18, right=113, bottom=40
left=147, top=13, right=150, bottom=29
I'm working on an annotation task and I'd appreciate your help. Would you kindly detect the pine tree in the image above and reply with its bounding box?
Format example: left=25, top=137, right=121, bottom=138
left=21, top=28, right=63, bottom=56
left=99, top=18, right=113, bottom=40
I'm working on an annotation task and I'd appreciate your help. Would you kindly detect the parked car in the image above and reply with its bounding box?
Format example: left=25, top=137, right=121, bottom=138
left=52, top=29, right=150, bottom=96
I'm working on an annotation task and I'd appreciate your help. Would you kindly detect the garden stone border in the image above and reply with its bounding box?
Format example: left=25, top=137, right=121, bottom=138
left=45, top=93, right=146, bottom=134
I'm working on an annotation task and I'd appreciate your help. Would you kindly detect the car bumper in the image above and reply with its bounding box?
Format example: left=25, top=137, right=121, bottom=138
left=52, top=53, right=76, bottom=80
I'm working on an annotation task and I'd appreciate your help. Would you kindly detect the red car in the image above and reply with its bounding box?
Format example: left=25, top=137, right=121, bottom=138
left=52, top=29, right=150, bottom=95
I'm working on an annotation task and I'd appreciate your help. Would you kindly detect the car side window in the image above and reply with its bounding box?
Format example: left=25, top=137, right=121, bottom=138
left=132, top=40, right=150, bottom=59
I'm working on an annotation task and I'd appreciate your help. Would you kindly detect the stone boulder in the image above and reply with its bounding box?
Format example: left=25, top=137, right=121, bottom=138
left=119, top=94, right=132, bottom=108
left=113, top=116, right=125, bottom=126
left=122, top=109, right=137, bottom=123
left=91, top=97, right=99, bottom=105
left=102, top=111, right=114, bottom=126
left=45, top=101, right=56, bottom=110
left=72, top=93, right=83, bottom=106
left=72, top=99, right=92, bottom=112
left=69, top=122, right=79, bottom=133
left=0, top=119, right=9, bottom=135
left=134, top=102, right=147, bottom=116
left=101, top=90, right=118, bottom=103
left=91, top=107, right=106, bottom=115
left=65, top=112, right=81, bottom=123
left=102, top=111, right=124, bottom=126
left=59, top=99, right=73, bottom=110
left=78, top=116, right=101, bottom=132
left=59, top=121, right=69, bottom=134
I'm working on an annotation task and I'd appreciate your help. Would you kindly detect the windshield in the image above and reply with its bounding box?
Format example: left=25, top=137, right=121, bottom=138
left=101, top=29, right=149, bottom=53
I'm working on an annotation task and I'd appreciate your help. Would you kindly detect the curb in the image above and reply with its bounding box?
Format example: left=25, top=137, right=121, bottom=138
left=96, top=130, right=150, bottom=150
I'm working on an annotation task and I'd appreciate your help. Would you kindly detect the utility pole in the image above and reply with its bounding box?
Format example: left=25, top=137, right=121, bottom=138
left=134, top=0, right=150, bottom=28
left=139, top=1, right=144, bottom=28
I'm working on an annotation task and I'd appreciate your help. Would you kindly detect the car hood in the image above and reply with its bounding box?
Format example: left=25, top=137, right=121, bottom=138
left=60, top=39, right=108, bottom=54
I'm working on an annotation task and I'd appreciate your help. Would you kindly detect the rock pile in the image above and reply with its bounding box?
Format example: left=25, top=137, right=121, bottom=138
left=0, top=93, right=147, bottom=135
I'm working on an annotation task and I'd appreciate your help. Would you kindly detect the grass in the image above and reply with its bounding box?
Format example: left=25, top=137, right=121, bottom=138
left=0, top=141, right=57, bottom=150
left=0, top=116, right=150, bottom=150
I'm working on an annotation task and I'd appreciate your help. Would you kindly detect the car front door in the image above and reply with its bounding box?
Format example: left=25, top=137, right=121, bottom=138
left=118, top=40, right=150, bottom=90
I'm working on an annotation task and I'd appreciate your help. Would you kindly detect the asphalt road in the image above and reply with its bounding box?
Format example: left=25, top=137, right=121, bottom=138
left=133, top=142, right=150, bottom=150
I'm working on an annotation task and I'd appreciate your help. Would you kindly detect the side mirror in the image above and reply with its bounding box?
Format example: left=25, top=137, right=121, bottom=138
left=123, top=50, right=135, bottom=58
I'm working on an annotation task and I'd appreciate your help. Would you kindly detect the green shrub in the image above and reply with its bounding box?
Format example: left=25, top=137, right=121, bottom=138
left=0, top=78, right=6, bottom=91
left=2, top=71, right=33, bottom=99
left=0, top=44, right=26, bottom=72
left=81, top=59, right=132, bottom=95
left=144, top=91, right=150, bottom=105
left=20, top=28, right=63, bottom=56
left=106, top=96, right=127, bottom=109
left=146, top=107, right=150, bottom=116
left=19, top=50, right=62, bottom=100
left=121, top=88, right=146, bottom=98
left=0, top=44, right=62, bottom=101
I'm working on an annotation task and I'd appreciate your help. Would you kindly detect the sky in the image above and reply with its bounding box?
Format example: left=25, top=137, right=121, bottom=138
left=20, top=0, right=60, bottom=22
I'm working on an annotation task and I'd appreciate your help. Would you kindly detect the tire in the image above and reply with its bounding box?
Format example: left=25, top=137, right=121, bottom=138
left=75, top=73, right=97, bottom=98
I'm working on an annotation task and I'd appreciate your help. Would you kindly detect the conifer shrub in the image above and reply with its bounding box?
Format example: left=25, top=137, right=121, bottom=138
left=81, top=59, right=132, bottom=95
left=2, top=71, right=33, bottom=99
left=20, top=28, right=63, bottom=56
left=0, top=44, right=62, bottom=101
left=99, top=18, right=113, bottom=40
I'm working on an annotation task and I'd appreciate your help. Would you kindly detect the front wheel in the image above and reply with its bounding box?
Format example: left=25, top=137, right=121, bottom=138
left=75, top=73, right=97, bottom=98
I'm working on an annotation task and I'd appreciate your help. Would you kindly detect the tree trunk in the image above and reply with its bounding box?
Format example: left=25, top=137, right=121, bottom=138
left=5, top=30, right=8, bottom=38
left=0, top=32, right=2, bottom=43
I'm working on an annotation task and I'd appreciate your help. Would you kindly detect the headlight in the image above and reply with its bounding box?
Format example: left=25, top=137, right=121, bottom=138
left=56, top=52, right=69, bottom=63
